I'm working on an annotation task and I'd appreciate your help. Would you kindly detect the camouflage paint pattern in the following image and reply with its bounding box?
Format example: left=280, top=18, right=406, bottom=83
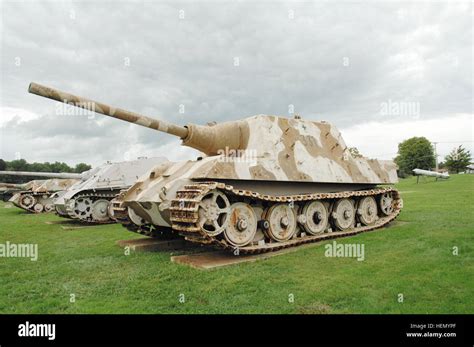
left=27, top=83, right=397, bottom=185
left=117, top=115, right=399, bottom=227
left=28, top=82, right=399, bottom=229
left=0, top=180, right=47, bottom=202
left=8, top=178, right=79, bottom=208
left=182, top=115, right=398, bottom=184
left=53, top=157, right=167, bottom=215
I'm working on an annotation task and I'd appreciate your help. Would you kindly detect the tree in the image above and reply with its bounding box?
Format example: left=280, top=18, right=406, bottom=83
left=394, top=137, right=435, bottom=176
left=50, top=161, right=73, bottom=173
left=444, top=145, right=471, bottom=173
left=0, top=159, right=6, bottom=171
left=74, top=163, right=92, bottom=173
left=348, top=147, right=363, bottom=158
left=29, top=162, right=49, bottom=172
left=7, top=159, right=28, bottom=171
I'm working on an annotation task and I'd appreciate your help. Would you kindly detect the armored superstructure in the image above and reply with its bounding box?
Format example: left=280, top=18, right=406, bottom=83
left=53, top=157, right=167, bottom=223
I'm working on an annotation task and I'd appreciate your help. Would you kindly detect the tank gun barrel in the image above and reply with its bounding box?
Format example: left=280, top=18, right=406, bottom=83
left=0, top=170, right=82, bottom=179
left=28, top=82, right=248, bottom=155
left=28, top=82, right=189, bottom=139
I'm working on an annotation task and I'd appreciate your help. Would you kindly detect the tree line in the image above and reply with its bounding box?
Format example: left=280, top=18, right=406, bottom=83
left=0, top=159, right=91, bottom=183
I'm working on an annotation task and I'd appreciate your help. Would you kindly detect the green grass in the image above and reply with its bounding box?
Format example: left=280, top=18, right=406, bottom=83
left=0, top=175, right=472, bottom=314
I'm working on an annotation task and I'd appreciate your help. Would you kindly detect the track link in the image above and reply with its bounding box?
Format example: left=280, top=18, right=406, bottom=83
left=110, top=190, right=176, bottom=238
left=14, top=191, right=56, bottom=213
left=65, top=191, right=118, bottom=224
left=169, top=182, right=402, bottom=254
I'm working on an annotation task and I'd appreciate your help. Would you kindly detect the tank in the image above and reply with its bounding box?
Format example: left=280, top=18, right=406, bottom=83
left=51, top=157, right=168, bottom=223
left=0, top=182, right=26, bottom=202
left=0, top=181, right=47, bottom=202
left=0, top=170, right=81, bottom=213
left=29, top=82, right=403, bottom=253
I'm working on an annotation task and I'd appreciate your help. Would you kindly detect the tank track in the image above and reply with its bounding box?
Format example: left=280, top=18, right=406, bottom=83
left=15, top=191, right=56, bottom=213
left=65, top=191, right=118, bottom=224
left=111, top=190, right=177, bottom=238
left=109, top=189, right=130, bottom=223
left=169, top=182, right=402, bottom=254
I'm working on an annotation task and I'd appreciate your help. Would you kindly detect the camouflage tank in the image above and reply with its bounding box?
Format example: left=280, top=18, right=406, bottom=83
left=29, top=82, right=403, bottom=253
left=52, top=157, right=167, bottom=223
left=0, top=181, right=47, bottom=202
left=0, top=171, right=81, bottom=213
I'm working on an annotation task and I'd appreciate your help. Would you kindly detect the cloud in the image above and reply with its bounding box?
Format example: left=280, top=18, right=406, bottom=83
left=0, top=1, right=472, bottom=167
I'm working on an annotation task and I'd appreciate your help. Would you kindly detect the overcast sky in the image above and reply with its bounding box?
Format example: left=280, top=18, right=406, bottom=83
left=0, top=0, right=472, bottom=167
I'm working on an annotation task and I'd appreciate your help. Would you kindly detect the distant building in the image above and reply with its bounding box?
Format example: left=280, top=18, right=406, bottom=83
left=466, top=164, right=474, bottom=174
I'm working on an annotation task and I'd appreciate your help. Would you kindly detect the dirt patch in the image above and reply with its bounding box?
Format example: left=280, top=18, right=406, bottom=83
left=47, top=219, right=107, bottom=228
left=116, top=237, right=204, bottom=253
left=390, top=220, right=409, bottom=227
left=60, top=225, right=90, bottom=230
left=171, top=245, right=313, bottom=269
left=297, top=303, right=332, bottom=314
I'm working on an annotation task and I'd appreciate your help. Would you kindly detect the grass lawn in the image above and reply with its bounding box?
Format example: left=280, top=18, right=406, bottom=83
left=0, top=174, right=472, bottom=314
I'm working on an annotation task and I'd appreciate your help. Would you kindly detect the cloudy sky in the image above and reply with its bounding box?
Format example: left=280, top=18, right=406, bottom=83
left=0, top=0, right=472, bottom=167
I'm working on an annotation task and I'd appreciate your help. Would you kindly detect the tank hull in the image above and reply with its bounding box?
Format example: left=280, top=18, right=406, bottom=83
left=120, top=176, right=380, bottom=227
left=53, top=157, right=167, bottom=223
left=113, top=177, right=402, bottom=252
left=111, top=116, right=401, bottom=252
left=8, top=179, right=79, bottom=213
